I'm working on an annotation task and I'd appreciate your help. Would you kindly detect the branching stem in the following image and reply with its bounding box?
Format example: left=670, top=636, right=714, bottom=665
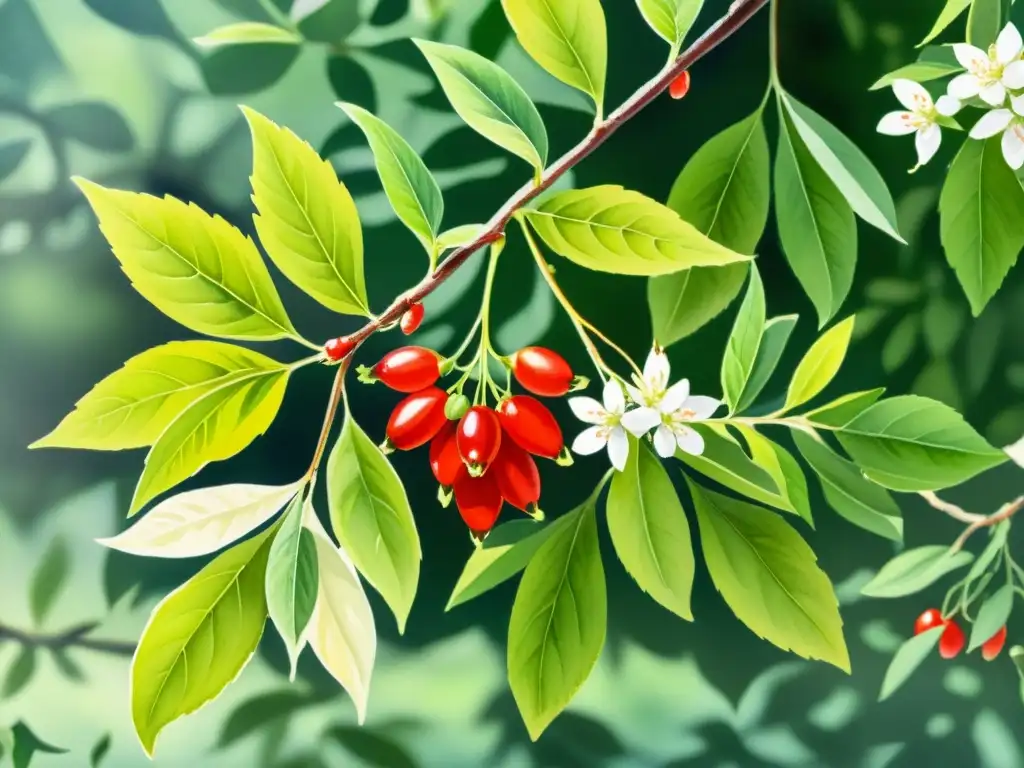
left=0, top=621, right=135, bottom=657
left=918, top=491, right=1024, bottom=552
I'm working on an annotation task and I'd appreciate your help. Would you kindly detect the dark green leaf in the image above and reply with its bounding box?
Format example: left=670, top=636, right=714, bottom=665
left=218, top=689, right=319, bottom=748
left=882, top=314, right=921, bottom=373
left=327, top=725, right=416, bottom=768
left=967, top=0, right=1002, bottom=46
left=51, top=648, right=86, bottom=683
left=736, top=315, right=798, bottom=412
left=294, top=0, right=361, bottom=43
left=804, top=388, right=886, bottom=427
left=923, top=296, right=965, bottom=357
left=29, top=537, right=70, bottom=626
left=200, top=43, right=299, bottom=96
left=968, top=584, right=1013, bottom=651
left=446, top=520, right=553, bottom=610
left=10, top=722, right=67, bottom=768
left=82, top=0, right=182, bottom=41
left=90, top=734, right=111, bottom=768
left=327, top=55, right=377, bottom=112
left=878, top=626, right=944, bottom=701
left=721, top=264, right=766, bottom=413
left=967, top=305, right=1002, bottom=396
left=2, top=647, right=36, bottom=698
left=861, top=545, right=974, bottom=598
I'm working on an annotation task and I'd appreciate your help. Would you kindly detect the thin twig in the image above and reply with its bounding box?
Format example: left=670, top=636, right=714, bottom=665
left=918, top=491, right=984, bottom=524
left=0, top=622, right=136, bottom=657
left=950, top=496, right=1024, bottom=553
left=305, top=357, right=351, bottom=480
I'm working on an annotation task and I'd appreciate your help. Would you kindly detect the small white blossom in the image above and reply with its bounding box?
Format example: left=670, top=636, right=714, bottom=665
left=568, top=379, right=630, bottom=471
left=969, top=98, right=1024, bottom=169
left=624, top=347, right=672, bottom=409
left=876, top=80, right=959, bottom=171
left=948, top=23, right=1024, bottom=107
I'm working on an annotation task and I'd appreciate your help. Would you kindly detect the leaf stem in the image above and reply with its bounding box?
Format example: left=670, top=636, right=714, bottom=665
left=769, top=0, right=781, bottom=88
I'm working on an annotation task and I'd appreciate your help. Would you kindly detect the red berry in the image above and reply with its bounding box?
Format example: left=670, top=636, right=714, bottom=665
left=982, top=626, right=1007, bottom=661
left=325, top=336, right=355, bottom=361
left=492, top=436, right=541, bottom=515
left=453, top=470, right=503, bottom=539
left=939, top=620, right=966, bottom=659
left=400, top=303, right=425, bottom=335
left=457, top=406, right=502, bottom=476
left=429, top=422, right=462, bottom=488
left=385, top=387, right=448, bottom=451
left=372, top=347, right=442, bottom=393
left=510, top=347, right=575, bottom=397
left=914, top=608, right=946, bottom=636
left=497, top=396, right=564, bottom=460
left=669, top=70, right=691, bottom=100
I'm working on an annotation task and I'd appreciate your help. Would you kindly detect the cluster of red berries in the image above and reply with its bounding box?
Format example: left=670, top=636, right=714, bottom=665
left=323, top=303, right=427, bottom=362
left=356, top=344, right=582, bottom=540
left=914, top=608, right=1008, bottom=660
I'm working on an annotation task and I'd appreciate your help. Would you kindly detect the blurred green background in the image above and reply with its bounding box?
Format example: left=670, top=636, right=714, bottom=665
left=1, top=0, right=1023, bottom=765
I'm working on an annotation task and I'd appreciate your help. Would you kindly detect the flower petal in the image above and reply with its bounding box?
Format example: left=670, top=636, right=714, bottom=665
left=892, top=79, right=933, bottom=112
left=568, top=396, right=606, bottom=425
left=936, top=95, right=962, bottom=117
left=624, top=383, right=648, bottom=407
left=682, top=395, right=722, bottom=421
left=660, top=378, right=691, bottom=413
left=996, top=23, right=1023, bottom=65
left=953, top=43, right=990, bottom=73
left=653, top=424, right=677, bottom=458
left=1001, top=123, right=1024, bottom=170
left=915, top=124, right=942, bottom=167
left=948, top=73, right=982, bottom=100
left=621, top=406, right=662, bottom=436
left=642, top=347, right=670, bottom=390
left=877, top=111, right=917, bottom=136
left=572, top=426, right=607, bottom=456
left=980, top=81, right=1007, bottom=107
left=607, top=427, right=629, bottom=471
left=675, top=426, right=705, bottom=457
left=602, top=379, right=626, bottom=415
left=1012, top=94, right=1024, bottom=117
left=971, top=109, right=1014, bottom=139
left=1003, top=60, right=1024, bottom=90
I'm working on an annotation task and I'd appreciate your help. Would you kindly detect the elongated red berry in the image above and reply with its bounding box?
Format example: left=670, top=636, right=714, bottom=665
left=497, top=396, right=564, bottom=460
left=401, top=303, right=425, bottom=335
left=429, top=422, right=462, bottom=488
left=669, top=70, right=691, bottom=100
left=914, top=608, right=945, bottom=636
left=368, top=347, right=441, bottom=393
left=492, top=436, right=541, bottom=516
left=325, top=336, right=355, bottom=361
left=385, top=387, right=448, bottom=451
left=454, top=470, right=503, bottom=538
left=982, top=626, right=1007, bottom=661
left=457, top=406, right=502, bottom=476
left=510, top=347, right=575, bottom=397
left=939, top=620, right=966, bottom=659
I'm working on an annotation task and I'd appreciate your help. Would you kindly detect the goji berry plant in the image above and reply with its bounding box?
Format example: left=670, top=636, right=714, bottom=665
left=27, top=0, right=1024, bottom=757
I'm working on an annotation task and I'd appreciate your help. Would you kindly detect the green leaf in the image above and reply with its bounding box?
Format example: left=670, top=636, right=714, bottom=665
left=967, top=0, right=1002, bottom=46
left=2, top=647, right=36, bottom=698
left=501, top=0, right=607, bottom=114
left=939, top=137, right=1024, bottom=316
left=46, top=102, right=134, bottom=153
left=922, top=295, right=965, bottom=357
left=294, top=0, right=362, bottom=43
left=636, top=0, right=704, bottom=48
left=792, top=431, right=903, bottom=541
left=736, top=315, right=798, bottom=413
left=129, top=362, right=290, bottom=515
left=836, top=396, right=1008, bottom=491
left=804, top=388, right=885, bottom=427
left=74, top=178, right=297, bottom=341
left=879, top=626, right=944, bottom=701
left=675, top=425, right=795, bottom=514
left=649, top=111, right=769, bottom=346
left=1011, top=646, right=1024, bottom=701
left=968, top=584, right=1013, bottom=651
left=784, top=316, right=855, bottom=411
left=32, top=341, right=289, bottom=451
left=414, top=39, right=548, bottom=170
left=870, top=61, right=962, bottom=91
left=446, top=520, right=554, bottom=610
left=782, top=94, right=903, bottom=242
left=266, top=496, right=319, bottom=678
left=244, top=107, right=369, bottom=316
left=525, top=185, right=750, bottom=276
left=437, top=224, right=485, bottom=250
left=9, top=722, right=67, bottom=768
left=327, top=726, right=416, bottom=768
left=0, top=139, right=31, bottom=181
left=775, top=108, right=858, bottom=326
left=89, top=734, right=111, bottom=768
left=28, top=538, right=70, bottom=626
left=966, top=521, right=1010, bottom=582
left=721, top=264, right=766, bottom=413
left=860, top=545, right=974, bottom=597
left=338, top=102, right=444, bottom=251
left=735, top=426, right=814, bottom=525
left=919, top=0, right=972, bottom=45
left=688, top=479, right=850, bottom=671
left=194, top=22, right=301, bottom=48
left=607, top=439, right=695, bottom=619
left=131, top=528, right=274, bottom=756
left=327, top=414, right=421, bottom=633
left=508, top=486, right=606, bottom=740
left=882, top=314, right=921, bottom=373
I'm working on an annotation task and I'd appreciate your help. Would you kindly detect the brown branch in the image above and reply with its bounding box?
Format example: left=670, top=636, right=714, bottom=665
left=331, top=0, right=770, bottom=352
left=919, top=491, right=1024, bottom=552
left=0, top=621, right=136, bottom=657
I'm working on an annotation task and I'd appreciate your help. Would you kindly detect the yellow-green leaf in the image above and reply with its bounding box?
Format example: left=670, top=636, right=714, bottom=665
left=501, top=0, right=607, bottom=115
left=636, top=0, right=704, bottom=49
left=194, top=22, right=301, bottom=48
left=74, top=178, right=297, bottom=341
left=244, top=107, right=369, bottom=316
left=131, top=527, right=274, bottom=756
left=784, top=316, right=855, bottom=411
left=525, top=185, right=750, bottom=276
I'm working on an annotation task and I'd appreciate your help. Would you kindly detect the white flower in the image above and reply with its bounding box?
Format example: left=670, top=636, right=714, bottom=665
left=624, top=347, right=672, bottom=409
left=969, top=98, right=1024, bottom=169
left=948, top=23, right=1024, bottom=107
left=876, top=80, right=959, bottom=171
left=568, top=379, right=630, bottom=471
